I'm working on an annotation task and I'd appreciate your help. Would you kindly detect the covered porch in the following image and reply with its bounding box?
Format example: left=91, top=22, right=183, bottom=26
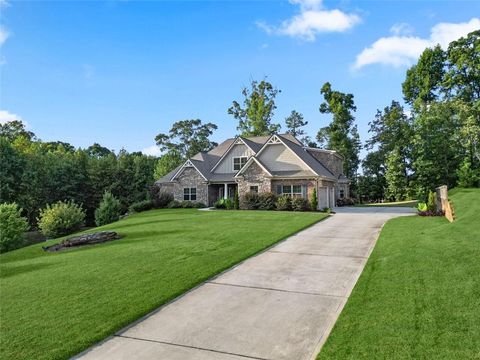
left=208, top=183, right=237, bottom=206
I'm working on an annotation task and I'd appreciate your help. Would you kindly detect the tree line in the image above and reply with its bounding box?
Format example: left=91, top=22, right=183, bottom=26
left=359, top=30, right=480, bottom=201
left=0, top=122, right=156, bottom=226
left=1, top=30, right=478, bottom=226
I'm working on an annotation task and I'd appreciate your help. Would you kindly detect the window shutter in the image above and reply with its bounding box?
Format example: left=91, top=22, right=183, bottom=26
left=276, top=185, right=282, bottom=195
left=302, top=185, right=307, bottom=198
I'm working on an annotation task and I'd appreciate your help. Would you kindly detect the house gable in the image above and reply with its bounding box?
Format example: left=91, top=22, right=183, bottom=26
left=211, top=137, right=255, bottom=174
left=212, top=143, right=255, bottom=174
left=236, top=160, right=272, bottom=195
left=171, top=160, right=207, bottom=181
left=257, top=143, right=310, bottom=172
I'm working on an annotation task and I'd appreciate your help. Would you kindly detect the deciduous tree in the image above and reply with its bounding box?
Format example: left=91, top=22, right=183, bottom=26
left=228, top=78, right=281, bottom=136
left=155, top=119, right=217, bottom=160
left=317, top=82, right=361, bottom=181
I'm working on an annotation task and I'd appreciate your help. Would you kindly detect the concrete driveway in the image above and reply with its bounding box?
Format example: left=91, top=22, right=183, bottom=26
left=75, top=207, right=414, bottom=360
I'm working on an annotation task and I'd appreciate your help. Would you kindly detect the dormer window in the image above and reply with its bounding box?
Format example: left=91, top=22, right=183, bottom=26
left=233, top=157, right=248, bottom=171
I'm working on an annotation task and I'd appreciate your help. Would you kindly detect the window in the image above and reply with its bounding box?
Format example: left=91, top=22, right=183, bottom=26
left=339, top=189, right=345, bottom=199
left=233, top=157, right=248, bottom=171
left=250, top=186, right=259, bottom=193
left=183, top=187, right=196, bottom=201
left=278, top=185, right=305, bottom=198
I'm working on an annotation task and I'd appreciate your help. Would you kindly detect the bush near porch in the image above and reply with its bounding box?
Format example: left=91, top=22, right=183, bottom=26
left=239, top=191, right=316, bottom=211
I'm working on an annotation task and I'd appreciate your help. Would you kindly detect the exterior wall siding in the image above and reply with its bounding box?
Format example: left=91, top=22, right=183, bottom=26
left=308, top=150, right=343, bottom=177
left=236, top=162, right=271, bottom=196
left=214, top=143, right=254, bottom=173
left=258, top=144, right=308, bottom=172
left=173, top=167, right=208, bottom=204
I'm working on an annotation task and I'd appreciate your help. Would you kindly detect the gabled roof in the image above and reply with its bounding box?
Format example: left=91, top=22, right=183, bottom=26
left=235, top=156, right=272, bottom=177
left=210, top=137, right=255, bottom=172
left=156, top=133, right=341, bottom=184
left=278, top=135, right=335, bottom=179
left=170, top=159, right=208, bottom=181
left=155, top=165, right=183, bottom=184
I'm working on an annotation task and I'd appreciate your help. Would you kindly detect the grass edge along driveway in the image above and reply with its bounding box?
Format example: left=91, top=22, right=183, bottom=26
left=318, top=188, right=480, bottom=359
left=0, top=209, right=326, bottom=360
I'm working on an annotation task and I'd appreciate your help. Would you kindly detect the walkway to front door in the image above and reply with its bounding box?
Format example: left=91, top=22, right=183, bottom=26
left=75, top=206, right=414, bottom=360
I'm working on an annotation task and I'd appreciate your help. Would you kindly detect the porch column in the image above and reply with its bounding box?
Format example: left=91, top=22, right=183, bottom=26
left=224, top=183, right=228, bottom=199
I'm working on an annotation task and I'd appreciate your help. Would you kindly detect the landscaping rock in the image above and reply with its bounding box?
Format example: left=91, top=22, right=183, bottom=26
left=43, top=231, right=121, bottom=252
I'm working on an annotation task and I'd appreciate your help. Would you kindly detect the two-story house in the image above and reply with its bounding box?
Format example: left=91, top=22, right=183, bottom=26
left=155, top=133, right=349, bottom=209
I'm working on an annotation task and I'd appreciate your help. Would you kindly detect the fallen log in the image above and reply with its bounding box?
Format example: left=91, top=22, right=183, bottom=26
left=43, top=231, right=121, bottom=252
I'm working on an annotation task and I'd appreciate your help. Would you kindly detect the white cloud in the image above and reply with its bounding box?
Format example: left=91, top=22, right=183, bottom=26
left=390, top=22, right=414, bottom=36
left=0, top=110, right=23, bottom=124
left=257, top=0, right=361, bottom=41
left=354, top=18, right=480, bottom=69
left=0, top=26, right=9, bottom=46
left=430, top=18, right=480, bottom=48
left=142, top=145, right=162, bottom=157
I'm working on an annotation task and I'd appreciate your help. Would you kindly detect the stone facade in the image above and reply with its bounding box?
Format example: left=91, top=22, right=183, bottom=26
left=236, top=162, right=272, bottom=195
left=308, top=150, right=343, bottom=177
left=173, top=167, right=208, bottom=204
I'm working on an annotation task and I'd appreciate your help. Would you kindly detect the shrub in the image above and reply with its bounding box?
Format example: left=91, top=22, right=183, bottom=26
left=241, top=192, right=261, bottom=210
left=37, top=200, right=85, bottom=238
left=150, top=186, right=174, bottom=208
left=214, top=198, right=226, bottom=209
left=311, top=188, right=318, bottom=211
left=168, top=200, right=181, bottom=208
left=180, top=200, right=195, bottom=208
left=276, top=195, right=292, bottom=211
left=292, top=197, right=310, bottom=212
left=427, top=190, right=436, bottom=212
left=320, top=207, right=331, bottom=214
left=215, top=198, right=234, bottom=210
left=193, top=202, right=207, bottom=208
left=259, top=192, right=277, bottom=210
left=233, top=190, right=240, bottom=210
left=336, top=197, right=355, bottom=207
left=417, top=202, right=428, bottom=212
left=95, top=191, right=122, bottom=226
left=418, top=210, right=445, bottom=217
left=0, top=203, right=29, bottom=253
left=129, top=200, right=154, bottom=213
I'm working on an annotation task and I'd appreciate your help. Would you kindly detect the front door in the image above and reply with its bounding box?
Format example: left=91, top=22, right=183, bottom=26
left=228, top=185, right=236, bottom=199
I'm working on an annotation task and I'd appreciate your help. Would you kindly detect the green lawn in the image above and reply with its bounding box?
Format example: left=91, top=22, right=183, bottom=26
left=355, top=200, right=418, bottom=208
left=318, top=188, right=480, bottom=359
left=0, top=209, right=326, bottom=360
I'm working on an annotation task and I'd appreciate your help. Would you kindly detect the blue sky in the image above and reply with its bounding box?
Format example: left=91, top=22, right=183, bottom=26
left=0, top=0, right=479, bottom=157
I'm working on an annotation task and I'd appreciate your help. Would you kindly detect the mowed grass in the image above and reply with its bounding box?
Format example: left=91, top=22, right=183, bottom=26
left=0, top=209, right=326, bottom=360
left=318, top=188, right=480, bottom=359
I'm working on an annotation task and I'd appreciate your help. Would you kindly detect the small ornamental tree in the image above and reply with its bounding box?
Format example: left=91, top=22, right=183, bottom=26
left=95, top=191, right=122, bottom=226
left=37, top=201, right=85, bottom=238
left=427, top=190, right=437, bottom=212
left=311, top=188, right=318, bottom=211
left=0, top=203, right=29, bottom=253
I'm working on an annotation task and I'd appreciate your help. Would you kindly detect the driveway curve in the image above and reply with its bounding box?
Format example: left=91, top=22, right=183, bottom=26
left=75, top=207, right=414, bottom=360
